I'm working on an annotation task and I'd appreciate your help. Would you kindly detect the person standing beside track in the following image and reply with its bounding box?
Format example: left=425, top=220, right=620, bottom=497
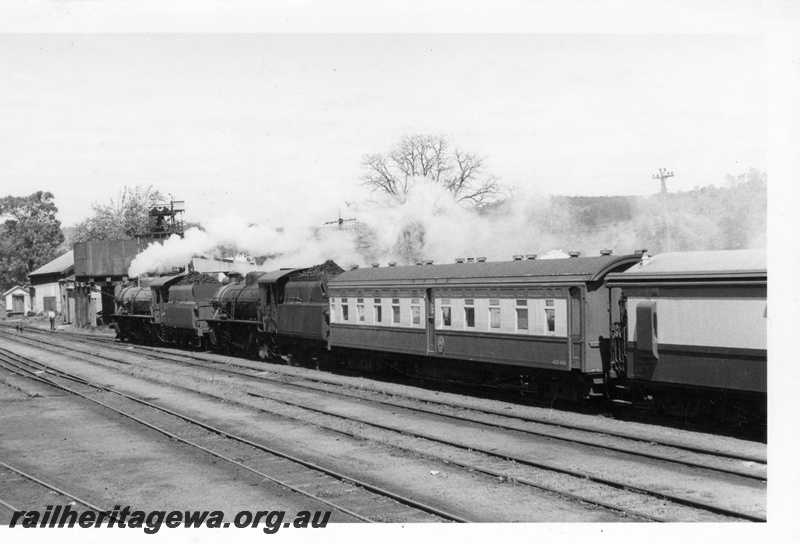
left=47, top=309, right=56, bottom=330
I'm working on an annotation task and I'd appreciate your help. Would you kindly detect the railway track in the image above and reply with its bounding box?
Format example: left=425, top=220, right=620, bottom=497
left=0, top=460, right=104, bottom=524
left=77, top=336, right=766, bottom=483
left=0, top=327, right=767, bottom=522
left=0, top=345, right=467, bottom=523
left=3, top=326, right=766, bottom=464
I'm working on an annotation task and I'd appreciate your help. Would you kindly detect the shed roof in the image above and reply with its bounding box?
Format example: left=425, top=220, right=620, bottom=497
left=330, top=255, right=641, bottom=288
left=28, top=250, right=74, bottom=277
left=607, top=249, right=766, bottom=283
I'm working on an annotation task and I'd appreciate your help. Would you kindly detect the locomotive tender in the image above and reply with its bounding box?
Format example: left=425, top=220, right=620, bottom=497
left=111, top=249, right=767, bottom=416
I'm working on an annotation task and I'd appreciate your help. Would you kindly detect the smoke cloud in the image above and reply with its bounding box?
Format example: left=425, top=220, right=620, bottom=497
left=127, top=171, right=767, bottom=277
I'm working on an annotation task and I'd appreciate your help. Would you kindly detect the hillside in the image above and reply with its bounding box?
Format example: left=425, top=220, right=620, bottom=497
left=499, top=169, right=767, bottom=255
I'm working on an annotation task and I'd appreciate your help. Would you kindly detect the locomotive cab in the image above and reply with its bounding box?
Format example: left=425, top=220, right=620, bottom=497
left=148, top=273, right=187, bottom=325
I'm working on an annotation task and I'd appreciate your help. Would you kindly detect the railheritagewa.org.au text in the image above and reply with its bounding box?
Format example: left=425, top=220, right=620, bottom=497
left=8, top=505, right=331, bottom=534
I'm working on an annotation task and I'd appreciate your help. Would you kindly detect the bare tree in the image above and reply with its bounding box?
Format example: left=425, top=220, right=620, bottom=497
left=361, top=134, right=502, bottom=206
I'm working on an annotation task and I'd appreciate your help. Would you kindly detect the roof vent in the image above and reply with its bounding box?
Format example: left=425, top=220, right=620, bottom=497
left=526, top=254, right=537, bottom=260
left=455, top=258, right=465, bottom=264
left=634, top=248, right=648, bottom=257
left=371, top=263, right=380, bottom=267
left=415, top=261, right=423, bottom=266
left=600, top=249, right=612, bottom=256
left=425, top=260, right=434, bottom=265
left=513, top=255, right=523, bottom=260
left=351, top=265, right=359, bottom=270
left=467, top=257, right=475, bottom=263
left=569, top=251, right=581, bottom=258
left=476, top=257, right=487, bottom=263
left=388, top=262, right=397, bottom=267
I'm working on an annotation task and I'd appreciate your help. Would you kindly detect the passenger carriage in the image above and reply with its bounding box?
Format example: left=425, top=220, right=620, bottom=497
left=605, top=249, right=767, bottom=415
left=327, top=253, right=642, bottom=399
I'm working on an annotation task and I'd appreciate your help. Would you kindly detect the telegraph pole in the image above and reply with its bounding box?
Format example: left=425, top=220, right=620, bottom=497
left=652, top=168, right=674, bottom=251
left=324, top=209, right=357, bottom=230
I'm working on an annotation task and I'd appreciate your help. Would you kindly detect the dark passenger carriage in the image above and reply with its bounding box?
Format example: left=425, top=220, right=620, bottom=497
left=327, top=253, right=641, bottom=399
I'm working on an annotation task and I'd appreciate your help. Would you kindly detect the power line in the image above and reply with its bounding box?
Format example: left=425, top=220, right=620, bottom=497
left=652, top=168, right=674, bottom=198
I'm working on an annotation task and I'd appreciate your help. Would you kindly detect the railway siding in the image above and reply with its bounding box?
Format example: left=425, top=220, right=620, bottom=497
left=0, top=329, right=766, bottom=522
left=1, top=338, right=634, bottom=522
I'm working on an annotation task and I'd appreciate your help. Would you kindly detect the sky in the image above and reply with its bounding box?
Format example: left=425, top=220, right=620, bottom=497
left=0, top=31, right=772, bottom=229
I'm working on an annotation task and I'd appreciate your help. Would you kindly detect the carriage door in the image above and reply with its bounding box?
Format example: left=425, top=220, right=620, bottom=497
left=426, top=288, right=436, bottom=355
left=568, top=287, right=583, bottom=370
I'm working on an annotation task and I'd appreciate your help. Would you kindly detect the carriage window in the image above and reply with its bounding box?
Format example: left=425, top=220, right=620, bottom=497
left=464, top=299, right=475, bottom=328
left=374, top=299, right=382, bottom=323
left=392, top=298, right=400, bottom=324
left=516, top=300, right=528, bottom=330
left=545, top=299, right=555, bottom=333
left=440, top=298, right=452, bottom=327
left=635, top=301, right=659, bottom=359
left=441, top=306, right=452, bottom=326
left=411, top=298, right=421, bottom=325
left=489, top=300, right=501, bottom=329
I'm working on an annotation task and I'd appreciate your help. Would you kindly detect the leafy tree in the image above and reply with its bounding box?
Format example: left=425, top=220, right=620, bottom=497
left=361, top=134, right=503, bottom=206
left=0, top=191, right=66, bottom=290
left=70, top=185, right=166, bottom=243
left=719, top=168, right=767, bottom=249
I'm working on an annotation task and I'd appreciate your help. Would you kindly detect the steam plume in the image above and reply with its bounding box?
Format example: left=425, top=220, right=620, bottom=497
left=127, top=172, right=767, bottom=277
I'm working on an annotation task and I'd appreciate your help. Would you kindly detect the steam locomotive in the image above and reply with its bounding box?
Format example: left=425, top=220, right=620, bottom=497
left=112, top=249, right=767, bottom=421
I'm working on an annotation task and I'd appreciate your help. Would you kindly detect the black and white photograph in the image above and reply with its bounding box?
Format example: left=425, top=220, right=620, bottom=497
left=0, top=1, right=797, bottom=542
